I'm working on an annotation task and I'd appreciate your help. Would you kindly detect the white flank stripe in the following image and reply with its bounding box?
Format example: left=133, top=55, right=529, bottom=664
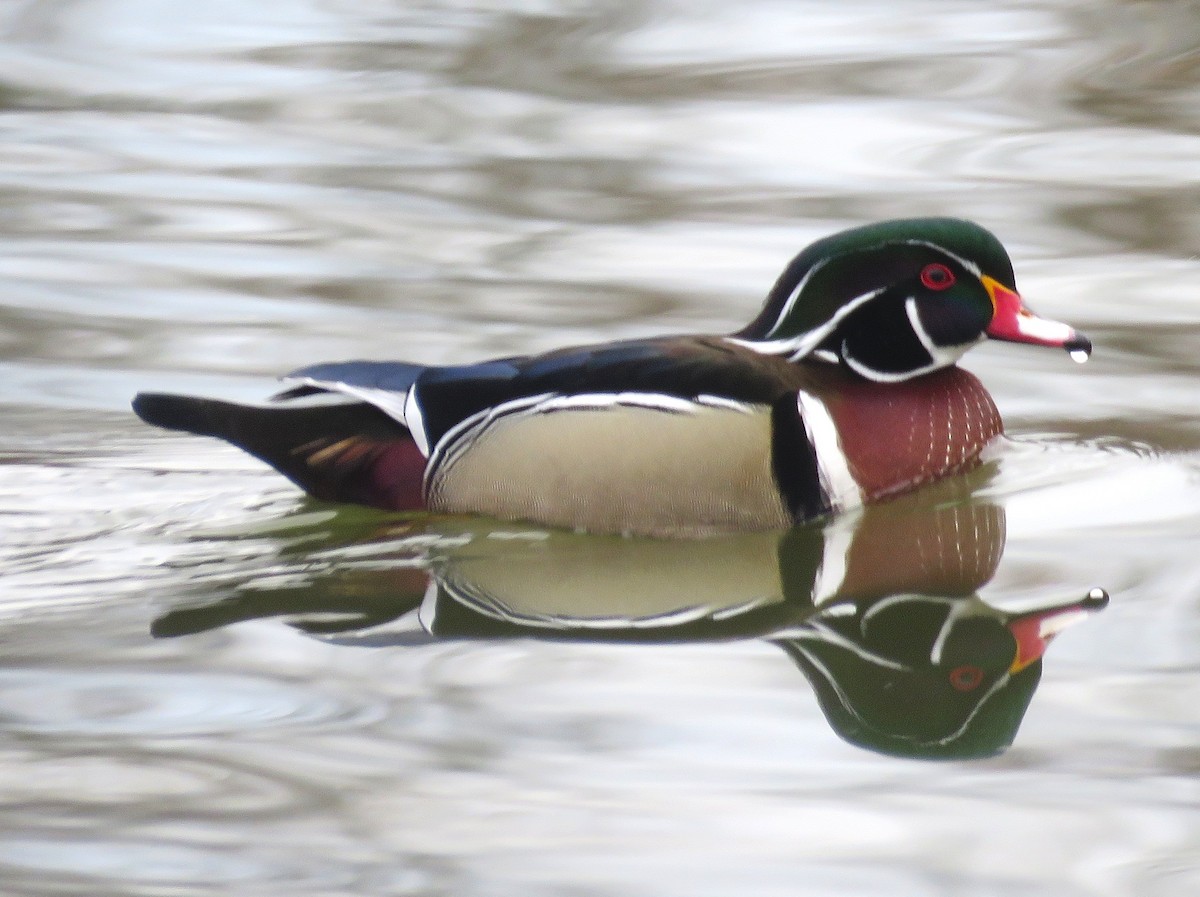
left=794, top=389, right=863, bottom=513
left=426, top=392, right=555, bottom=482
left=537, top=392, right=700, bottom=414
left=425, top=390, right=759, bottom=493
left=695, top=394, right=755, bottom=413
left=441, top=391, right=754, bottom=424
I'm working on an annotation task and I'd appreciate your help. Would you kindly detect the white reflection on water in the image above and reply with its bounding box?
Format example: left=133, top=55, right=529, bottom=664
left=0, top=668, right=383, bottom=736
left=1, top=0, right=1200, bottom=895
left=614, top=2, right=1062, bottom=63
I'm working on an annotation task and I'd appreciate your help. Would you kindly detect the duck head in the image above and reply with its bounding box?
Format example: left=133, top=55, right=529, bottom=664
left=736, top=218, right=1091, bottom=382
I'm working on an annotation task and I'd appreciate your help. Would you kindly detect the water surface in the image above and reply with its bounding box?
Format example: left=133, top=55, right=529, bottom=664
left=2, top=1, right=1199, bottom=895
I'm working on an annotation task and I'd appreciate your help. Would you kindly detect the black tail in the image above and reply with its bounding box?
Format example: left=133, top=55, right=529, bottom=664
left=133, top=393, right=244, bottom=440
left=132, top=393, right=426, bottom=509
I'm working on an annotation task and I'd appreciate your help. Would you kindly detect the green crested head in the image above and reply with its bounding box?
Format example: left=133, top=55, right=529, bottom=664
left=734, top=217, right=1084, bottom=382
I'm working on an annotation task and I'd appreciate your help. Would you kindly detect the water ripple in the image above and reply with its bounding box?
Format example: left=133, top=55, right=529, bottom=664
left=0, top=668, right=383, bottom=737
left=983, top=435, right=1200, bottom=533
left=0, top=1, right=1197, bottom=893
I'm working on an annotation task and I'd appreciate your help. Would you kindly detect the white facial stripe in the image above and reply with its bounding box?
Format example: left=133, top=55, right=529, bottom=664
left=794, top=389, right=862, bottom=514
left=904, top=296, right=983, bottom=369
left=763, top=236, right=984, bottom=344
left=840, top=299, right=985, bottom=383
left=784, top=285, right=887, bottom=354
left=767, top=254, right=833, bottom=338
left=905, top=296, right=938, bottom=359
left=904, top=239, right=983, bottom=279
left=728, top=286, right=887, bottom=361
left=840, top=345, right=936, bottom=383
left=724, top=334, right=806, bottom=356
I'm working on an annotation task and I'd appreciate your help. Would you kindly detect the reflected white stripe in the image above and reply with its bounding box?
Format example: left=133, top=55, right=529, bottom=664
left=812, top=511, right=858, bottom=605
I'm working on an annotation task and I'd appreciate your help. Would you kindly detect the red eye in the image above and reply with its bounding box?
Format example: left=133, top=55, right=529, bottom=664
left=920, top=263, right=956, bottom=291
left=949, top=665, right=984, bottom=692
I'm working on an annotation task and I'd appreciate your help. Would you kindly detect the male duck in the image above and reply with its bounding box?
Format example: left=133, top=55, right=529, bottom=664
left=134, top=217, right=1090, bottom=536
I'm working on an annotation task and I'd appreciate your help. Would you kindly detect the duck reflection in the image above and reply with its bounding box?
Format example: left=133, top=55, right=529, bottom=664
left=153, top=489, right=1106, bottom=760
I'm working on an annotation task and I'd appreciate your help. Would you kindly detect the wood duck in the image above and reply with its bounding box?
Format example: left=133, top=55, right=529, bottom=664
left=776, top=586, right=1109, bottom=760
left=133, top=217, right=1091, bottom=536
left=149, top=497, right=1109, bottom=759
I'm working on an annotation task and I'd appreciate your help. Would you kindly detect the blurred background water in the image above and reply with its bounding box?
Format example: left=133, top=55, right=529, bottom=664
left=1, top=1, right=1199, bottom=895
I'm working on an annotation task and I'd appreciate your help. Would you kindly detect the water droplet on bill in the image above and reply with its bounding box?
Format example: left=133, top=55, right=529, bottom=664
left=1070, top=349, right=1090, bottom=364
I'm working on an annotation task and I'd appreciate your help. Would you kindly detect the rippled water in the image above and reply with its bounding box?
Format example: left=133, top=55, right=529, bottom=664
left=3, top=1, right=1200, bottom=895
